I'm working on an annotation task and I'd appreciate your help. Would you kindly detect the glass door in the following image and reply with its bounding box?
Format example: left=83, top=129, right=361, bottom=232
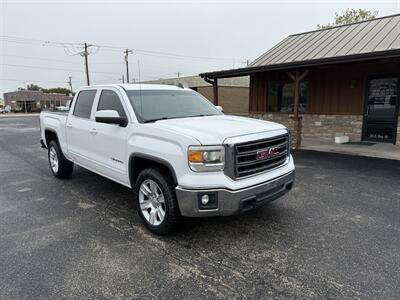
left=362, top=76, right=399, bottom=144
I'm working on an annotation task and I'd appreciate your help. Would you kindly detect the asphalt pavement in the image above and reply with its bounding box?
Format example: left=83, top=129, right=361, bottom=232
left=0, top=116, right=399, bottom=299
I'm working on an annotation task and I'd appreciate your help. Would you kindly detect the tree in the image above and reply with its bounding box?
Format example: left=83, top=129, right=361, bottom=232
left=17, top=84, right=72, bottom=96
left=42, top=87, right=72, bottom=96
left=18, top=83, right=42, bottom=91
left=318, top=9, right=378, bottom=29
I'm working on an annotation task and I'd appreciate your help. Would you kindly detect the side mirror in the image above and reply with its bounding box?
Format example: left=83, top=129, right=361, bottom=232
left=95, top=110, right=128, bottom=127
left=216, top=105, right=223, bottom=113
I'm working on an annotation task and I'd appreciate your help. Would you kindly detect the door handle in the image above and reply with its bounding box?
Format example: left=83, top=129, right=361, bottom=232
left=66, top=123, right=73, bottom=128
left=89, top=128, right=98, bottom=135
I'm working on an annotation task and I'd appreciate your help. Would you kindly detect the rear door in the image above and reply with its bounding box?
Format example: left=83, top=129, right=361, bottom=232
left=66, top=89, right=98, bottom=164
left=88, top=88, right=130, bottom=184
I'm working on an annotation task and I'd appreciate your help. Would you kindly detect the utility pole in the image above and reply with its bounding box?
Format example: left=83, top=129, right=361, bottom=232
left=174, top=72, right=181, bottom=78
left=120, top=75, right=125, bottom=84
left=67, top=76, right=73, bottom=94
left=124, top=49, right=133, bottom=83
left=83, top=43, right=91, bottom=85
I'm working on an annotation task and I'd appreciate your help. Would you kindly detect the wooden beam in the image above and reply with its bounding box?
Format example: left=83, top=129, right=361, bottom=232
left=293, top=71, right=300, bottom=119
left=287, top=70, right=309, bottom=149
left=299, top=70, right=309, bottom=82
left=288, top=72, right=296, bottom=82
left=213, top=78, right=219, bottom=106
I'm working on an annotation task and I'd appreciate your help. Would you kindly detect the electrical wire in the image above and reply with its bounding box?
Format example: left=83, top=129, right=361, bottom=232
left=0, top=35, right=247, bottom=62
left=1, top=63, right=122, bottom=75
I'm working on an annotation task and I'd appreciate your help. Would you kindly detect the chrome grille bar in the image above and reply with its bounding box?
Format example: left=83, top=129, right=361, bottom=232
left=231, top=133, right=289, bottom=179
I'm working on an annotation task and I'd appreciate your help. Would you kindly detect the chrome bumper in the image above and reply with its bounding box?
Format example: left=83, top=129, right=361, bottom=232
left=175, top=171, right=295, bottom=217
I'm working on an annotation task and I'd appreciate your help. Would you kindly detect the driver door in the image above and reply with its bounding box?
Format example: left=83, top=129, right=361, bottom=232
left=88, top=88, right=130, bottom=185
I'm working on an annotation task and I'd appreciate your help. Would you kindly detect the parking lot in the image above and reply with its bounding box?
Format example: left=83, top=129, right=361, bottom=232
left=0, top=116, right=399, bottom=299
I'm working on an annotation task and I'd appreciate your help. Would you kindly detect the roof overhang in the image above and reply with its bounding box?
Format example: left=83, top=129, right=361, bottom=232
left=199, top=49, right=400, bottom=79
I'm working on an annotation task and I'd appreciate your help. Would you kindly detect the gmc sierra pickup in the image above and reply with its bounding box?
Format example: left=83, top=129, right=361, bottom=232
left=40, top=84, right=295, bottom=234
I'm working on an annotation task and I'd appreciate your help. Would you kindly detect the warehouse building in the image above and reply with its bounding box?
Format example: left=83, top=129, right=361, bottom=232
left=3, top=90, right=72, bottom=113
left=200, top=14, right=400, bottom=148
left=144, top=75, right=249, bottom=115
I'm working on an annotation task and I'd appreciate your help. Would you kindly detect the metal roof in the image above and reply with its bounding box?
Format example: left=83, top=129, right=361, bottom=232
left=200, top=13, right=400, bottom=79
left=143, top=75, right=249, bottom=87
left=250, top=13, right=400, bottom=67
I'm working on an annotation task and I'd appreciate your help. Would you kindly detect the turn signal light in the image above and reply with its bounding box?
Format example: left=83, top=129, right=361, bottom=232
left=188, top=150, right=203, bottom=163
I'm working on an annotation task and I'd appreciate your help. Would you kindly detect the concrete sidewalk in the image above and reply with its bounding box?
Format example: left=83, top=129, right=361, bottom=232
left=302, top=138, right=400, bottom=161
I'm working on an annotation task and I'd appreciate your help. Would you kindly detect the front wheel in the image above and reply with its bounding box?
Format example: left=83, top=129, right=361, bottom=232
left=48, top=140, right=74, bottom=179
left=133, top=168, right=180, bottom=235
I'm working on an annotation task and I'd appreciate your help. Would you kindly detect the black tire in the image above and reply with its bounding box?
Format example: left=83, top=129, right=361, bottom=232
left=47, top=140, right=74, bottom=179
left=133, top=168, right=181, bottom=235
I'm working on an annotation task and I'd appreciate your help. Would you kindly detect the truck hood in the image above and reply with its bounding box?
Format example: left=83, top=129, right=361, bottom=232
left=151, top=115, right=286, bottom=144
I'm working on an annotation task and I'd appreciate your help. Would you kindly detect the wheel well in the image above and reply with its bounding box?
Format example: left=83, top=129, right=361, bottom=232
left=45, top=130, right=59, bottom=146
left=129, top=156, right=177, bottom=188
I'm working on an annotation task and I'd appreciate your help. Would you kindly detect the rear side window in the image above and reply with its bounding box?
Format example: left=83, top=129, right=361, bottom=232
left=73, top=90, right=97, bottom=119
left=97, top=90, right=126, bottom=117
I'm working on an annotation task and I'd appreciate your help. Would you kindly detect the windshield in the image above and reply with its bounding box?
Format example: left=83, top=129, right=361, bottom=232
left=126, top=89, right=222, bottom=123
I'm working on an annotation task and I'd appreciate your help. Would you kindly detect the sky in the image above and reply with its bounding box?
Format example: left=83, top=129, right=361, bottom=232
left=1, top=0, right=399, bottom=96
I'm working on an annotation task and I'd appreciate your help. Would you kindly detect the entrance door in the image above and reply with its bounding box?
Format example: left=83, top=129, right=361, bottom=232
left=362, top=76, right=399, bottom=144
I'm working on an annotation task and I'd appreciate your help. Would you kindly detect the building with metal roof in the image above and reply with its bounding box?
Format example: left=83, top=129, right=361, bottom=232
left=199, top=14, right=400, bottom=149
left=143, top=75, right=250, bottom=115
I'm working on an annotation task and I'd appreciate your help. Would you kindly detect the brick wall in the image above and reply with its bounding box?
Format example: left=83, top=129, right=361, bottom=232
left=197, top=86, right=249, bottom=115
left=247, top=113, right=366, bottom=147
left=302, top=114, right=363, bottom=142
left=248, top=113, right=298, bottom=147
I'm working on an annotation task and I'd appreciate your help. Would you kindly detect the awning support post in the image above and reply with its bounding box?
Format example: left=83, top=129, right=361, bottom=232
left=288, top=70, right=308, bottom=149
left=213, top=78, right=219, bottom=106
left=203, top=76, right=219, bottom=106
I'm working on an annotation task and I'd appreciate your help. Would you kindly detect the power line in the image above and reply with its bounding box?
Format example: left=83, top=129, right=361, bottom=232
left=0, top=35, right=247, bottom=62
left=2, top=54, right=123, bottom=65
left=0, top=78, right=81, bottom=83
left=3, top=54, right=82, bottom=65
left=1, top=63, right=121, bottom=75
left=0, top=78, right=121, bottom=84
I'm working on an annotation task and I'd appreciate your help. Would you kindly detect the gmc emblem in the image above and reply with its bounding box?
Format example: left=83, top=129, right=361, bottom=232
left=257, top=147, right=279, bottom=160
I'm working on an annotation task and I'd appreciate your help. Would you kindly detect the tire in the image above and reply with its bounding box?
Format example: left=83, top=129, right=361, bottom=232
left=133, top=168, right=181, bottom=235
left=47, top=140, right=74, bottom=179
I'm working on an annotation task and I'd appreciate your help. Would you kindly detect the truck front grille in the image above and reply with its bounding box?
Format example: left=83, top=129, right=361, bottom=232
left=233, top=134, right=289, bottom=179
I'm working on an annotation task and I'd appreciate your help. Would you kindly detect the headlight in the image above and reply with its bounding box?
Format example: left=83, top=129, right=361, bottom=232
left=188, top=145, right=225, bottom=172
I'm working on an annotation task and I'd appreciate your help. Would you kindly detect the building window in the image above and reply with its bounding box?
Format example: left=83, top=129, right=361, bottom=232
left=267, top=82, right=308, bottom=113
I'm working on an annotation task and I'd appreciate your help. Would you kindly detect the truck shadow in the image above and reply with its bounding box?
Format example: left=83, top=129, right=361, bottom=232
left=69, top=166, right=290, bottom=240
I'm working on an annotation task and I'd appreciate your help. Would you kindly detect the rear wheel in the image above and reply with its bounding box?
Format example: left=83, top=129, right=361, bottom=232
left=47, top=140, right=74, bottom=179
left=133, top=168, right=180, bottom=235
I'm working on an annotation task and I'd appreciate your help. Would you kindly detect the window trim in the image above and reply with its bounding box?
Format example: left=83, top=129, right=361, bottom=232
left=71, top=89, right=98, bottom=120
left=96, top=89, right=127, bottom=118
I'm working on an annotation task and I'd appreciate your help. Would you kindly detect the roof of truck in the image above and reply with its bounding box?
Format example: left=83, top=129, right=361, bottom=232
left=83, top=84, right=190, bottom=91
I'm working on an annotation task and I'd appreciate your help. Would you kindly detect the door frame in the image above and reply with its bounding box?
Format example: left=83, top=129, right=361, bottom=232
left=362, top=74, right=400, bottom=144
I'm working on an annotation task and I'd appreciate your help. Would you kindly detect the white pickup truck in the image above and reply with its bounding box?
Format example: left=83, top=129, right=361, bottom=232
left=40, top=84, right=295, bottom=234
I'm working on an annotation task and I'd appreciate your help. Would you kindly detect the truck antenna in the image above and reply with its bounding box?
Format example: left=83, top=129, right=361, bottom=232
left=137, top=60, right=143, bottom=119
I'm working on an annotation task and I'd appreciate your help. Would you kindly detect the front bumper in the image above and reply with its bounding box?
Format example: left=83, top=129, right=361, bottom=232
left=175, top=171, right=294, bottom=217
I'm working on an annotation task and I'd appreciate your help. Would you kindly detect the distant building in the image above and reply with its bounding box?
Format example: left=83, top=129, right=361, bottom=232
left=3, top=90, right=72, bottom=113
left=144, top=75, right=249, bottom=115
left=0, top=98, right=4, bottom=108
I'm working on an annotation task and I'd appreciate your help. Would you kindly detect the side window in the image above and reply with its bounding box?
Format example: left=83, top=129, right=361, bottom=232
left=97, top=90, right=126, bottom=117
left=73, top=90, right=97, bottom=119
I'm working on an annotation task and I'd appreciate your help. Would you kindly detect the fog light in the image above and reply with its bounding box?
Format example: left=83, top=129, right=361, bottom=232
left=201, top=194, right=209, bottom=205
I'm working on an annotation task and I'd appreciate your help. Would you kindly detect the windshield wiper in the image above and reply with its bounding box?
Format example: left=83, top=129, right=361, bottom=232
left=143, top=115, right=213, bottom=123
left=143, top=117, right=171, bottom=123
left=187, top=114, right=213, bottom=118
